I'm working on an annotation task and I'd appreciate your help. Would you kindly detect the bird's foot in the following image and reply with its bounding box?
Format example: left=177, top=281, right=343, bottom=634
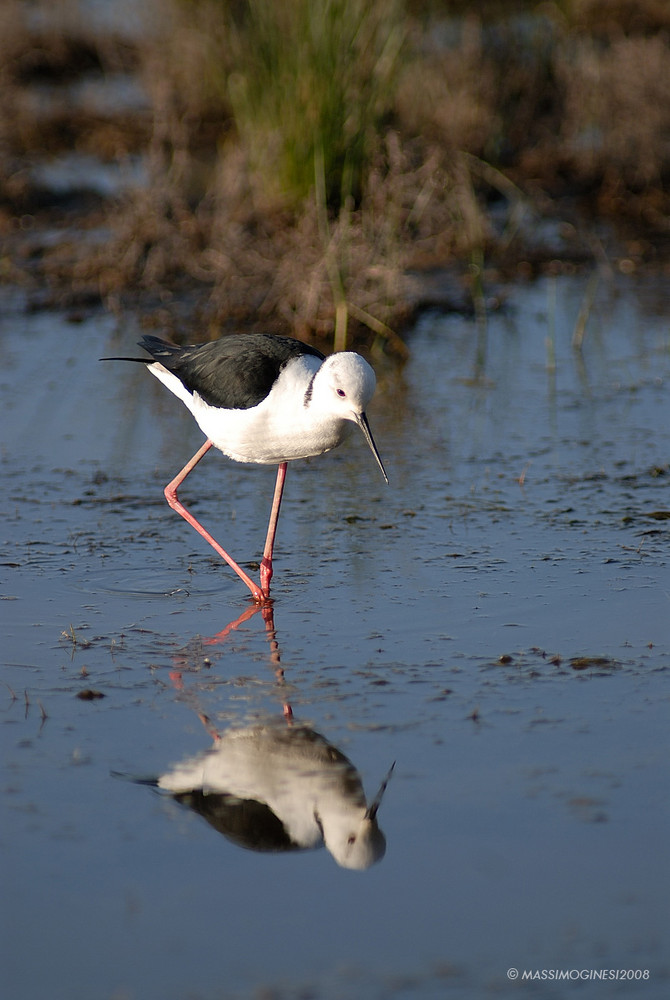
left=259, top=558, right=273, bottom=602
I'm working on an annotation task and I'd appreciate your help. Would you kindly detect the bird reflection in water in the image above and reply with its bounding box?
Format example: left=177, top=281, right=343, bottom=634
left=134, top=604, right=393, bottom=870
left=145, top=718, right=393, bottom=870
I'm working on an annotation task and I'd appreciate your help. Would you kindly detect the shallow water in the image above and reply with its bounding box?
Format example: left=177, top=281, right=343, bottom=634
left=1, top=273, right=669, bottom=999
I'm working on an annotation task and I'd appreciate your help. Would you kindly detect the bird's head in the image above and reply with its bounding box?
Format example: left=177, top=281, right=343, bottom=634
left=318, top=353, right=388, bottom=483
left=327, top=816, right=387, bottom=870
left=316, top=761, right=395, bottom=870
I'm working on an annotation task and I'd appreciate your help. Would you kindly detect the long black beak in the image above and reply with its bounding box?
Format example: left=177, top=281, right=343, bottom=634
left=356, top=412, right=389, bottom=484
left=365, top=761, right=395, bottom=821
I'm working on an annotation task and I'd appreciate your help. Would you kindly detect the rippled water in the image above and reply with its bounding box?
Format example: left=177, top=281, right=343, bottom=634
left=1, top=273, right=668, bottom=999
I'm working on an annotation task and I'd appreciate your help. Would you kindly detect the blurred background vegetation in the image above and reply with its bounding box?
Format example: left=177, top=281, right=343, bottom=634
left=1, top=0, right=669, bottom=349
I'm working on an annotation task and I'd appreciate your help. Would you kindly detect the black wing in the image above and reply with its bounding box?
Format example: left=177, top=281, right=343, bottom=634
left=139, top=334, right=325, bottom=410
left=172, top=790, right=304, bottom=853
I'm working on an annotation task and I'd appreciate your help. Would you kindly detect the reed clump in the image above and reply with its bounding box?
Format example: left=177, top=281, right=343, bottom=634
left=2, top=0, right=669, bottom=347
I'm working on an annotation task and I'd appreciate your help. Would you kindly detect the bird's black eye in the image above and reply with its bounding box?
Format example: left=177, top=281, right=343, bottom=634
left=348, top=835, right=356, bottom=845
left=337, top=388, right=346, bottom=398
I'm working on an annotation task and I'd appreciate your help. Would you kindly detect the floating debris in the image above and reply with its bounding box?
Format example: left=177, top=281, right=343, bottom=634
left=569, top=656, right=618, bottom=671
left=76, top=688, right=105, bottom=700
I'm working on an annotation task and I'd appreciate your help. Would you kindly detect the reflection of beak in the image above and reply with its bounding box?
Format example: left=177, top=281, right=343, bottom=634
left=355, top=412, right=389, bottom=484
left=365, top=761, right=395, bottom=821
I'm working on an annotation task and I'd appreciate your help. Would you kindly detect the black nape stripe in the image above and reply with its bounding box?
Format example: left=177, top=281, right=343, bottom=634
left=303, top=372, right=317, bottom=407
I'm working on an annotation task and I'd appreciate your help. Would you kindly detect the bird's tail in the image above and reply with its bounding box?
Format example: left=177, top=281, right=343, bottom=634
left=101, top=335, right=175, bottom=365
left=110, top=770, right=160, bottom=787
left=99, top=356, right=151, bottom=363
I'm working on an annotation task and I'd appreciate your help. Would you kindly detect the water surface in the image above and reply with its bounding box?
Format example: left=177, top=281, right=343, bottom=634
left=1, top=273, right=669, bottom=999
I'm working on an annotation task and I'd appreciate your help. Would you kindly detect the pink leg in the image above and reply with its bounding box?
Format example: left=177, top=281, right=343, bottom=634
left=197, top=712, right=221, bottom=743
left=164, top=439, right=265, bottom=603
left=260, top=462, right=287, bottom=599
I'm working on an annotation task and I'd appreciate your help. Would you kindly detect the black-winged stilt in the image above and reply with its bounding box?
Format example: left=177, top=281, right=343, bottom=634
left=103, top=333, right=387, bottom=601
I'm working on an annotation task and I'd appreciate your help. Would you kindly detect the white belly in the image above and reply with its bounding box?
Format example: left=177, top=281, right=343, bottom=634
left=193, top=392, right=352, bottom=464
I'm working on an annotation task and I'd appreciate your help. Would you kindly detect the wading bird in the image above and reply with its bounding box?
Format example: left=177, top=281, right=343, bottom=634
left=103, top=333, right=387, bottom=601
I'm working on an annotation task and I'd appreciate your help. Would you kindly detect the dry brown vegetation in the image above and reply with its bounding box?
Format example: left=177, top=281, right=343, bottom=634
left=1, top=0, right=669, bottom=350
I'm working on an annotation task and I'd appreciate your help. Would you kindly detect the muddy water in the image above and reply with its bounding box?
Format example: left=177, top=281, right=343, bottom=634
left=1, top=273, right=669, bottom=1000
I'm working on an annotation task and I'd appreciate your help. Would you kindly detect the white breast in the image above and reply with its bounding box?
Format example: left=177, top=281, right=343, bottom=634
left=182, top=356, right=351, bottom=464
